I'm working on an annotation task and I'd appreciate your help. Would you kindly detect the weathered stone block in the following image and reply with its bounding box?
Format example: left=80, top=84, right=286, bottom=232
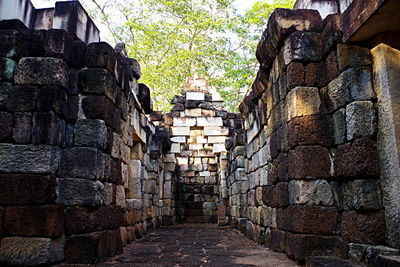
left=82, top=95, right=120, bottom=131
left=323, top=67, right=375, bottom=112
left=281, top=205, right=337, bottom=235
left=262, top=183, right=289, bottom=207
left=14, top=57, right=68, bottom=87
left=173, top=117, right=196, bottom=127
left=12, top=112, right=31, bottom=143
left=204, top=126, right=229, bottom=136
left=186, top=92, right=205, bottom=101
left=7, top=84, right=66, bottom=113
left=0, top=174, right=56, bottom=205
left=197, top=117, right=223, bottom=127
left=288, top=146, right=330, bottom=179
left=341, top=210, right=386, bottom=244
left=286, top=62, right=304, bottom=90
left=333, top=108, right=346, bottom=145
left=65, top=232, right=107, bottom=264
left=271, top=153, right=288, bottom=182
left=5, top=205, right=64, bottom=237
left=289, top=180, right=333, bottom=206
left=334, top=138, right=379, bottom=179
left=79, top=68, right=117, bottom=103
left=286, top=86, right=321, bottom=121
left=0, top=144, right=60, bottom=174
left=337, top=44, right=372, bottom=72
left=0, top=236, right=64, bottom=265
left=257, top=8, right=322, bottom=69
left=85, top=42, right=116, bottom=73
left=57, top=178, right=104, bottom=206
left=171, top=126, right=190, bottom=136
left=285, top=233, right=346, bottom=261
left=74, top=119, right=108, bottom=149
left=59, top=147, right=104, bottom=179
left=0, top=82, right=11, bottom=108
left=341, top=179, right=382, bottom=210
left=32, top=112, right=64, bottom=145
left=283, top=32, right=322, bottom=65
left=0, top=57, right=17, bottom=81
left=0, top=111, right=12, bottom=142
left=288, top=114, right=333, bottom=147
left=346, top=101, right=377, bottom=140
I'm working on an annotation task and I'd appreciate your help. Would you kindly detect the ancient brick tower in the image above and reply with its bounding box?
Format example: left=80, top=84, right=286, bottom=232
left=0, top=0, right=400, bottom=266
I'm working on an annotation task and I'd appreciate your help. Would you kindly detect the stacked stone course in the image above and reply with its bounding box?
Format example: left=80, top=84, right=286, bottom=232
left=221, top=5, right=399, bottom=265
left=0, top=1, right=175, bottom=264
left=151, top=76, right=241, bottom=223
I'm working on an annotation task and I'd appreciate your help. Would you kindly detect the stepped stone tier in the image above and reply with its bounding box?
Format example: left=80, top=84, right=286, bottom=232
left=0, top=0, right=400, bottom=266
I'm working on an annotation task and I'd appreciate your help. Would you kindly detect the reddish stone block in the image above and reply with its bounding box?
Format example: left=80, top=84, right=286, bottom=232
left=288, top=115, right=334, bottom=148
left=341, top=210, right=386, bottom=245
left=65, top=205, right=124, bottom=235
left=270, top=125, right=288, bottom=159
left=105, top=230, right=117, bottom=257
left=65, top=232, right=108, bottom=264
left=263, top=183, right=289, bottom=208
left=282, top=205, right=338, bottom=235
left=288, top=146, right=330, bottom=179
left=0, top=174, right=56, bottom=205
left=286, top=62, right=304, bottom=90
left=334, top=138, right=379, bottom=180
left=285, top=232, right=346, bottom=261
left=217, top=205, right=226, bottom=218
left=304, top=62, right=326, bottom=88
left=269, top=229, right=286, bottom=253
left=5, top=205, right=64, bottom=237
left=0, top=111, right=13, bottom=142
left=271, top=153, right=288, bottom=182
left=82, top=95, right=121, bottom=132
left=325, top=49, right=339, bottom=82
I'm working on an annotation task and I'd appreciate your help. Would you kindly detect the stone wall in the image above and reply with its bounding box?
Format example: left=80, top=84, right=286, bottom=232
left=151, top=76, right=241, bottom=224
left=0, top=1, right=175, bottom=264
left=220, top=4, right=400, bottom=265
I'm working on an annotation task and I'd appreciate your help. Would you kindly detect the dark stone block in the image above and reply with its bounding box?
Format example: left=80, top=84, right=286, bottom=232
left=45, top=29, right=73, bottom=61
left=7, top=84, right=66, bottom=114
left=4, top=205, right=64, bottom=237
left=59, top=147, right=105, bottom=179
left=138, top=83, right=153, bottom=114
left=285, top=232, right=346, bottom=261
left=288, top=114, right=334, bottom=147
left=74, top=119, right=108, bottom=149
left=334, top=138, right=379, bottom=180
left=85, top=42, right=116, bottom=73
left=66, top=206, right=124, bottom=235
left=0, top=82, right=12, bottom=109
left=284, top=31, right=322, bottom=64
left=271, top=153, right=288, bottom=182
left=186, top=100, right=201, bottom=109
left=0, top=29, right=44, bottom=59
left=341, top=210, right=386, bottom=245
left=288, top=146, right=330, bottom=179
left=0, top=111, right=13, bottom=142
left=281, top=205, right=338, bottom=235
left=269, top=229, right=286, bottom=253
left=286, top=62, right=304, bottom=90
left=0, top=57, right=17, bottom=81
left=262, top=183, right=289, bottom=207
left=82, top=95, right=121, bottom=132
left=12, top=112, right=32, bottom=143
left=306, top=256, right=361, bottom=267
left=79, top=68, right=117, bottom=103
left=32, top=112, right=64, bottom=146
left=65, top=232, right=108, bottom=264
left=0, top=206, right=3, bottom=236
left=0, top=174, right=56, bottom=205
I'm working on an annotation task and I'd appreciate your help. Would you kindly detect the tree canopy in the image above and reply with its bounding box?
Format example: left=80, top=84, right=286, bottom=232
left=82, top=0, right=295, bottom=112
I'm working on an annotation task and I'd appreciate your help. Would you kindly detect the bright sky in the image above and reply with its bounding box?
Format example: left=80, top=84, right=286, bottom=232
left=31, top=0, right=274, bottom=42
left=32, top=0, right=266, bottom=12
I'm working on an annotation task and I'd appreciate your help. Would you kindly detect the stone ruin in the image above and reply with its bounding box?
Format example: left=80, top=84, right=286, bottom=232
left=0, top=0, right=399, bottom=266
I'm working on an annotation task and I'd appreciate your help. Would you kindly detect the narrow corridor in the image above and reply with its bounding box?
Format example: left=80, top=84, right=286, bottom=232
left=104, top=225, right=298, bottom=267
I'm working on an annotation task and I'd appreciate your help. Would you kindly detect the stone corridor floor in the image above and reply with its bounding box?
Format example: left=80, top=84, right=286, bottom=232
left=102, top=224, right=298, bottom=267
